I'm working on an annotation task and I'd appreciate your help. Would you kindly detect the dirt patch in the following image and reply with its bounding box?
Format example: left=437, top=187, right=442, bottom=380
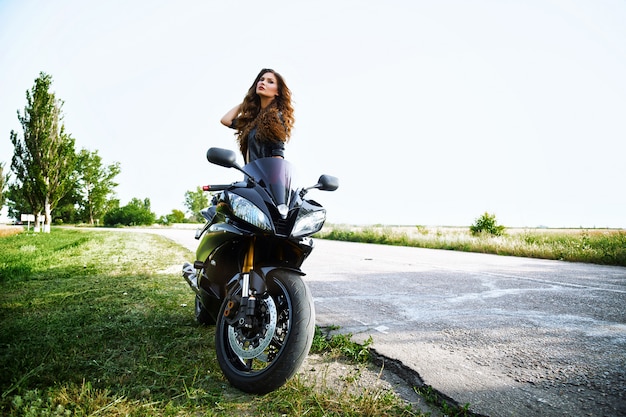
left=298, top=353, right=443, bottom=416
left=0, top=225, right=23, bottom=237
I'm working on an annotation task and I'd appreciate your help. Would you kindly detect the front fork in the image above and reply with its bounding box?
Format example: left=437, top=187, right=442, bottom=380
left=223, top=237, right=257, bottom=327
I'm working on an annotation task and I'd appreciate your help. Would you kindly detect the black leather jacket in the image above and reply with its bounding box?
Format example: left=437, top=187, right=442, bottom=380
left=244, top=127, right=285, bottom=163
left=229, top=119, right=286, bottom=163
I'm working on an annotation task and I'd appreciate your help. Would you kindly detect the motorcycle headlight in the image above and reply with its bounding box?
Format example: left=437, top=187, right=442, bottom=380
left=292, top=207, right=326, bottom=238
left=229, top=194, right=272, bottom=231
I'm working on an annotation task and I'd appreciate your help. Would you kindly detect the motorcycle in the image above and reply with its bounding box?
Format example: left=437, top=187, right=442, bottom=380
left=182, top=147, right=338, bottom=394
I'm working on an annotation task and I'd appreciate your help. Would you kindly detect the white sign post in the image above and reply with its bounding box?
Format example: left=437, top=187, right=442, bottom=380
left=21, top=214, right=35, bottom=232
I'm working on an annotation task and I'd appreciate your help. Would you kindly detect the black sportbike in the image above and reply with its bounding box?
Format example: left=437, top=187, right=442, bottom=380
left=182, top=147, right=338, bottom=394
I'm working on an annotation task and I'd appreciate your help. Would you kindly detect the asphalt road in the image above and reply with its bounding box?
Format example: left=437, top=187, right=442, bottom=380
left=143, top=227, right=626, bottom=417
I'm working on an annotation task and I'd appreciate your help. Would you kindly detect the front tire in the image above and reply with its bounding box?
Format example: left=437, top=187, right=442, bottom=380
left=215, top=270, right=315, bottom=394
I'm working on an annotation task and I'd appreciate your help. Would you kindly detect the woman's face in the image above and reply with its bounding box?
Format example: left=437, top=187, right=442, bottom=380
left=255, top=72, right=279, bottom=99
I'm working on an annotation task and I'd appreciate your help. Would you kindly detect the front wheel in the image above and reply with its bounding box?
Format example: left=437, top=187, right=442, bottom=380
left=215, top=270, right=315, bottom=394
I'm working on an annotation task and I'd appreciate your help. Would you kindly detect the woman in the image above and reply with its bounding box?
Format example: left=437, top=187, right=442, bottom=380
left=221, top=68, right=295, bottom=163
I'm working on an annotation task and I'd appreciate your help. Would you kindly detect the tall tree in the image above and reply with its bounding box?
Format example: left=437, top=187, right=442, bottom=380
left=76, top=149, right=121, bottom=225
left=0, top=162, right=8, bottom=211
left=6, top=183, right=29, bottom=221
left=184, top=187, right=209, bottom=222
left=10, top=72, right=76, bottom=232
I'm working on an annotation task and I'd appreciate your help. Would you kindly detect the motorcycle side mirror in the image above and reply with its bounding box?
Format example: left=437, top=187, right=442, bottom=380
left=299, top=174, right=339, bottom=197
left=207, top=147, right=253, bottom=182
left=207, top=147, right=238, bottom=168
left=317, top=175, right=339, bottom=191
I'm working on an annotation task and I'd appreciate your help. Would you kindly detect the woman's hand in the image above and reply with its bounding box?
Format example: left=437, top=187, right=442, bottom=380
left=221, top=104, right=242, bottom=127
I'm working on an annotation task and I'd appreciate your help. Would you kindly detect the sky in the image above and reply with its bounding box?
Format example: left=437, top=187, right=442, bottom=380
left=1, top=0, right=625, bottom=228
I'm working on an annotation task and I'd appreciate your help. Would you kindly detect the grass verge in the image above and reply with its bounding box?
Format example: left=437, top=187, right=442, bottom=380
left=318, top=225, right=626, bottom=266
left=1, top=228, right=433, bottom=416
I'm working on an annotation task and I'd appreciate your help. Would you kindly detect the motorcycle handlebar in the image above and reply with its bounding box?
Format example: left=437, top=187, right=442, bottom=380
left=202, top=179, right=253, bottom=192
left=202, top=185, right=230, bottom=192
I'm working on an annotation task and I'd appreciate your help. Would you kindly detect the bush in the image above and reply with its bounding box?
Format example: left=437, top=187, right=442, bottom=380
left=470, top=212, right=505, bottom=236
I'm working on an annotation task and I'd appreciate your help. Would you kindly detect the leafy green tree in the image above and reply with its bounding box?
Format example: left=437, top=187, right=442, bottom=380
left=184, top=187, right=209, bottom=222
left=470, top=212, right=506, bottom=236
left=104, top=198, right=155, bottom=226
left=158, top=209, right=186, bottom=225
left=5, top=184, right=28, bottom=221
left=53, top=184, right=82, bottom=224
left=9, top=72, right=76, bottom=232
left=75, top=149, right=121, bottom=225
left=0, top=162, right=8, bottom=211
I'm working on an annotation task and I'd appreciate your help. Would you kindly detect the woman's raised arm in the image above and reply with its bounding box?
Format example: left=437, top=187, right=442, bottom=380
left=220, top=104, right=242, bottom=127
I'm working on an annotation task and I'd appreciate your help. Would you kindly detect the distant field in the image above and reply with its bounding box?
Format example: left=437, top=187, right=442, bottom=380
left=318, top=224, right=626, bottom=267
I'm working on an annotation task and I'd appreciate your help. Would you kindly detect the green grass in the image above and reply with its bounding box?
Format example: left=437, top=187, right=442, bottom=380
left=0, top=229, right=430, bottom=416
left=311, top=326, right=373, bottom=364
left=318, top=225, right=626, bottom=266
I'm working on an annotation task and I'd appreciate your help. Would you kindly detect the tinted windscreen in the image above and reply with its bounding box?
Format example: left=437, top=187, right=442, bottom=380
left=243, top=157, right=294, bottom=207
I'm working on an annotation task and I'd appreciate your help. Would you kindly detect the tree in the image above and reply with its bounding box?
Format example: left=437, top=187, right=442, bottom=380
left=0, top=162, right=8, bottom=211
left=470, top=212, right=506, bottom=236
left=6, top=183, right=28, bottom=221
left=104, top=198, right=155, bottom=226
left=158, top=209, right=186, bottom=225
left=10, top=72, right=76, bottom=232
left=184, top=187, right=209, bottom=222
left=53, top=183, right=82, bottom=224
left=75, top=149, right=121, bottom=225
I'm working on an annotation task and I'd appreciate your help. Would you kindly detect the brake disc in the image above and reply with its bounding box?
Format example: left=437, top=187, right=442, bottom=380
left=228, top=296, right=278, bottom=359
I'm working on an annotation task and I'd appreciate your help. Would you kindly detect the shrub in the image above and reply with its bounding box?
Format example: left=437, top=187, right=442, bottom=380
left=470, top=212, right=505, bottom=236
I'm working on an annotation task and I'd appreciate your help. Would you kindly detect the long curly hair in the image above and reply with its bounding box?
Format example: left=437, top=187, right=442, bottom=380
left=233, top=68, right=295, bottom=157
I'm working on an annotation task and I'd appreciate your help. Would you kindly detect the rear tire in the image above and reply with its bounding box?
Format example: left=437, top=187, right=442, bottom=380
left=215, top=270, right=315, bottom=394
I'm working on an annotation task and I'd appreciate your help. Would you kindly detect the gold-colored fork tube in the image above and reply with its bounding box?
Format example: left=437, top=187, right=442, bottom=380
left=242, top=237, right=255, bottom=273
